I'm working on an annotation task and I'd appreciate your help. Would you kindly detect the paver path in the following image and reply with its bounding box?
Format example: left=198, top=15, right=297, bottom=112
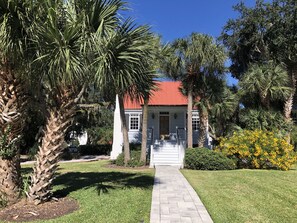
left=150, top=166, right=213, bottom=223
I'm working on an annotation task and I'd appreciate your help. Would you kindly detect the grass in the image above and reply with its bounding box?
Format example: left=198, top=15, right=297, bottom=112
left=182, top=165, right=297, bottom=223
left=15, top=161, right=154, bottom=223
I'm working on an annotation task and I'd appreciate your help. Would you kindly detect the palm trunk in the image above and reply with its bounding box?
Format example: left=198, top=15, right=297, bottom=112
left=0, top=61, right=26, bottom=203
left=140, top=97, right=149, bottom=163
left=198, top=107, right=208, bottom=148
left=284, top=65, right=297, bottom=143
left=118, top=95, right=130, bottom=166
left=27, top=87, right=81, bottom=204
left=260, top=92, right=270, bottom=109
left=0, top=153, right=21, bottom=204
left=284, top=65, right=297, bottom=122
left=187, top=88, right=193, bottom=148
left=27, top=109, right=67, bottom=204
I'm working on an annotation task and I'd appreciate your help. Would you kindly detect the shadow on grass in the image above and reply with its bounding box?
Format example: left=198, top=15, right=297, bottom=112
left=53, top=171, right=154, bottom=198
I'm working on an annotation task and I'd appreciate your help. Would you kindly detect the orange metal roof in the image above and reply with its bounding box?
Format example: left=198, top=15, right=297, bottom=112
left=124, top=81, right=188, bottom=109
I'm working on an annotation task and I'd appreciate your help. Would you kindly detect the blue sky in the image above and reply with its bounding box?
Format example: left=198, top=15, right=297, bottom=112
left=124, top=0, right=257, bottom=85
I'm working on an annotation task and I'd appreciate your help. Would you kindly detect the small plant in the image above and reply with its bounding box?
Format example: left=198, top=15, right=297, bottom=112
left=28, top=143, right=39, bottom=160
left=22, top=175, right=31, bottom=197
left=0, top=193, right=7, bottom=208
left=115, top=150, right=146, bottom=167
left=217, top=129, right=297, bottom=170
left=184, top=147, right=236, bottom=170
left=0, top=127, right=20, bottom=160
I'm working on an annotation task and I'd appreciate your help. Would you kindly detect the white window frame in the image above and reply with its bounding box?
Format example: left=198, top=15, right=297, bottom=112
left=192, top=115, right=199, bottom=131
left=129, top=113, right=141, bottom=131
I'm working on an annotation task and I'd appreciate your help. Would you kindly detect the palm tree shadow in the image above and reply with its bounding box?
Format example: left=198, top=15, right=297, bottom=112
left=53, top=171, right=154, bottom=198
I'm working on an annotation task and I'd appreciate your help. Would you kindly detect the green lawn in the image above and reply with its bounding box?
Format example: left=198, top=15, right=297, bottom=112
left=17, top=161, right=154, bottom=223
left=182, top=165, right=297, bottom=223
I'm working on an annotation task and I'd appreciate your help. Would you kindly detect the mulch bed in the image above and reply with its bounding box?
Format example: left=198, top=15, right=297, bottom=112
left=0, top=197, right=79, bottom=222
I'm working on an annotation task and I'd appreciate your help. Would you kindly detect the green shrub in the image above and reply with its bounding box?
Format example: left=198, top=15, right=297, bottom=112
left=130, top=143, right=141, bottom=151
left=61, top=149, right=80, bottom=160
left=0, top=127, right=19, bottom=159
left=115, top=150, right=146, bottom=167
left=184, top=147, right=236, bottom=170
left=28, top=143, right=39, bottom=160
left=239, top=108, right=292, bottom=132
left=78, top=144, right=111, bottom=155
left=217, top=129, right=297, bottom=170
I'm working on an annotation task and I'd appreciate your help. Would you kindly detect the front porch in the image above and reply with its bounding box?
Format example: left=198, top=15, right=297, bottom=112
left=111, top=104, right=203, bottom=168
left=126, top=107, right=199, bottom=144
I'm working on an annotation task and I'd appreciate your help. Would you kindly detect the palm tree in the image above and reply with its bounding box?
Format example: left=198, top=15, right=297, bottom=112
left=209, top=83, right=239, bottom=140
left=139, top=37, right=166, bottom=163
left=139, top=79, right=158, bottom=163
left=163, top=33, right=226, bottom=148
left=94, top=20, right=153, bottom=165
left=0, top=0, right=35, bottom=203
left=239, top=62, right=292, bottom=109
left=27, top=0, right=124, bottom=204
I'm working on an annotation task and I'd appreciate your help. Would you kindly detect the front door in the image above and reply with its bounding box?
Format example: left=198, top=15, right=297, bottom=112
left=159, top=115, right=169, bottom=139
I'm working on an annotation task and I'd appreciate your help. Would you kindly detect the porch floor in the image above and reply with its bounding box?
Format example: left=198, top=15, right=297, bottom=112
left=150, top=166, right=213, bottom=223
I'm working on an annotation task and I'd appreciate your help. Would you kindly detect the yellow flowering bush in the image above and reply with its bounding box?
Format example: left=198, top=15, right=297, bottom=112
left=216, top=129, right=297, bottom=171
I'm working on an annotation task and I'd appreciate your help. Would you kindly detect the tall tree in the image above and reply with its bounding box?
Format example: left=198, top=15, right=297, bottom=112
left=0, top=0, right=34, bottom=203
left=209, top=84, right=239, bottom=140
left=265, top=0, right=297, bottom=122
left=163, top=33, right=226, bottom=148
left=221, top=0, right=297, bottom=122
left=27, top=0, right=124, bottom=204
left=94, top=20, right=153, bottom=165
left=239, top=62, right=292, bottom=109
left=220, top=0, right=270, bottom=79
left=27, top=2, right=86, bottom=204
left=139, top=37, right=166, bottom=163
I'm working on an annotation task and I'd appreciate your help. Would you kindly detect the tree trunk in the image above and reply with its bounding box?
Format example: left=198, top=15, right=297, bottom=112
left=284, top=65, right=297, bottom=143
left=187, top=88, right=193, bottom=148
left=27, top=109, right=68, bottom=204
left=0, top=61, right=26, bottom=203
left=284, top=65, right=297, bottom=122
left=27, top=87, right=79, bottom=204
left=118, top=95, right=130, bottom=166
left=260, top=92, right=270, bottom=109
left=198, top=107, right=208, bottom=148
left=0, top=153, right=21, bottom=204
left=140, top=97, right=149, bottom=163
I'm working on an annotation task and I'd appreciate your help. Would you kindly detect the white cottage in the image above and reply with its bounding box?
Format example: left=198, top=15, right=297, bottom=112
left=110, top=81, right=210, bottom=168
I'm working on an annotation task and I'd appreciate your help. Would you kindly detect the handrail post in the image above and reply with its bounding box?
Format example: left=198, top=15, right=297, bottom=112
left=149, top=126, right=154, bottom=168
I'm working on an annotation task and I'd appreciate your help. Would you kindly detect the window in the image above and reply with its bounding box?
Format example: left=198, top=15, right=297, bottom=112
left=129, top=114, right=140, bottom=130
left=192, top=116, right=199, bottom=131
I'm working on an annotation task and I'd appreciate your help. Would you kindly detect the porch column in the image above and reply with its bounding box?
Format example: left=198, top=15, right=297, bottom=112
left=110, top=94, right=123, bottom=159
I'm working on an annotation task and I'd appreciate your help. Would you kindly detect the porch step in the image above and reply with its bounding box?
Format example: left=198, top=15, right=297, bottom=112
left=153, top=163, right=181, bottom=166
left=151, top=141, right=183, bottom=167
left=153, top=152, right=179, bottom=164
left=153, top=154, right=179, bottom=159
left=155, top=145, right=178, bottom=148
left=154, top=148, right=178, bottom=153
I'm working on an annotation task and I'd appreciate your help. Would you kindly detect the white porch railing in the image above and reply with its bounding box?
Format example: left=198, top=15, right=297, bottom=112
left=149, top=140, right=186, bottom=168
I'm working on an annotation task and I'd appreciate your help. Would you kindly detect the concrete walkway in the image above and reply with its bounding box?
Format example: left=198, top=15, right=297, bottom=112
left=150, top=166, right=213, bottom=223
